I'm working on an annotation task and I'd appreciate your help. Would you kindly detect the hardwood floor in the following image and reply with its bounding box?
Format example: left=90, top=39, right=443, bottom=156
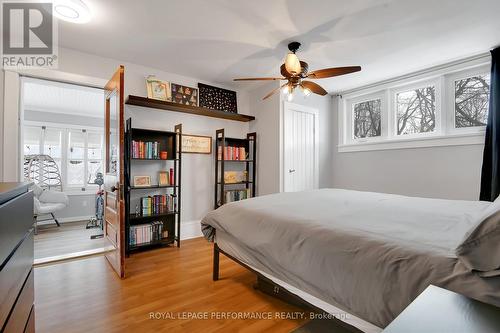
left=35, top=237, right=309, bottom=333
left=34, top=221, right=106, bottom=260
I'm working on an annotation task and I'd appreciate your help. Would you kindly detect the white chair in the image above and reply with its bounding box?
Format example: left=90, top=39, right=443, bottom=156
left=32, top=184, right=69, bottom=234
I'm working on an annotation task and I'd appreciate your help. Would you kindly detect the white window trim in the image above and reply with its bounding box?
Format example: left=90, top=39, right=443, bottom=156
left=338, top=55, right=490, bottom=153
left=345, top=91, right=387, bottom=144
left=445, top=65, right=490, bottom=136
left=23, top=121, right=104, bottom=193
left=389, top=77, right=442, bottom=139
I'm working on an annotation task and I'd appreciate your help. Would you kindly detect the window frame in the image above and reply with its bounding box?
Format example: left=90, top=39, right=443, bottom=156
left=345, top=91, right=387, bottom=144
left=389, top=78, right=442, bottom=139
left=338, top=57, right=490, bottom=153
left=23, top=121, right=104, bottom=193
left=445, top=65, right=490, bottom=136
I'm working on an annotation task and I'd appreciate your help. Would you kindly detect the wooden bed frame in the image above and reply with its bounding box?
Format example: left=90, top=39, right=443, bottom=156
left=212, top=242, right=364, bottom=333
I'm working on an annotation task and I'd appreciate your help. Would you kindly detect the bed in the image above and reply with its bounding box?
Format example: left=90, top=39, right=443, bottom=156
left=201, top=189, right=500, bottom=331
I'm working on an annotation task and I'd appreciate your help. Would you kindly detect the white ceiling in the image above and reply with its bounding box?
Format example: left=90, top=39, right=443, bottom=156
left=24, top=79, right=104, bottom=117
left=59, top=0, right=500, bottom=93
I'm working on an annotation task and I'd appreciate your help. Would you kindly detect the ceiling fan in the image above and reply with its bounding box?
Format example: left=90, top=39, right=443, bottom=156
left=234, top=42, right=361, bottom=100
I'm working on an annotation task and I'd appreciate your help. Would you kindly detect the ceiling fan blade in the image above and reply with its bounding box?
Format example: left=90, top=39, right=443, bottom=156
left=263, top=83, right=288, bottom=100
left=234, top=77, right=284, bottom=81
left=307, top=66, right=361, bottom=79
left=280, top=64, right=292, bottom=78
left=302, top=81, right=328, bottom=96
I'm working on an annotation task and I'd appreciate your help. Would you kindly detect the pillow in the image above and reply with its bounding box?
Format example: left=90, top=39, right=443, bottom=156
left=30, top=183, right=44, bottom=198
left=456, top=197, right=500, bottom=272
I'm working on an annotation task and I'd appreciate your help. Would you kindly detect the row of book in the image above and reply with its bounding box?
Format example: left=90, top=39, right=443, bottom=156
left=225, top=189, right=251, bottom=203
left=129, top=221, right=167, bottom=246
left=132, top=140, right=161, bottom=159
left=217, top=146, right=247, bottom=161
left=140, top=194, right=176, bottom=216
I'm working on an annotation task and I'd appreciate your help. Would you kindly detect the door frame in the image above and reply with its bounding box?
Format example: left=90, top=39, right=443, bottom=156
left=2, top=68, right=106, bottom=182
left=281, top=101, right=319, bottom=192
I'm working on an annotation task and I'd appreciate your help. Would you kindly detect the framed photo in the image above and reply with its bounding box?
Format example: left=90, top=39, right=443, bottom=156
left=198, top=83, right=237, bottom=113
left=133, top=176, right=151, bottom=187
left=146, top=77, right=171, bottom=101
left=182, top=134, right=212, bottom=154
left=158, top=171, right=169, bottom=186
left=171, top=83, right=198, bottom=106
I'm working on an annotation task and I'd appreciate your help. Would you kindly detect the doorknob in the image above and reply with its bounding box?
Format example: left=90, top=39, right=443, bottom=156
left=289, top=169, right=296, bottom=173
left=110, top=185, right=118, bottom=192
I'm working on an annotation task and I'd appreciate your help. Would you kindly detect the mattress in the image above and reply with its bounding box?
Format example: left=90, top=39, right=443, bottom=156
left=201, top=189, right=500, bottom=328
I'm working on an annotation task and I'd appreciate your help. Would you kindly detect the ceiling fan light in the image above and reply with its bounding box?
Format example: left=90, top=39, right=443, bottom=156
left=285, top=53, right=301, bottom=74
left=303, top=87, right=312, bottom=97
left=287, top=92, right=294, bottom=102
left=282, top=85, right=290, bottom=95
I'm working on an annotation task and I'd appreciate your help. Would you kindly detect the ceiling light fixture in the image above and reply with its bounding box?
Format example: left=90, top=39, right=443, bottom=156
left=302, top=86, right=312, bottom=97
left=53, top=0, right=91, bottom=24
left=284, top=52, right=301, bottom=75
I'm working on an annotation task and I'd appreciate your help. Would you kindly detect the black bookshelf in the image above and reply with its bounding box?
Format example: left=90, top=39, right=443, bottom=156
left=214, top=129, right=256, bottom=208
left=125, top=118, right=182, bottom=254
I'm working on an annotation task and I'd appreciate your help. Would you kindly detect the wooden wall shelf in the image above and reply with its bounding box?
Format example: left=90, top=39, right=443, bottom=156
left=126, top=95, right=255, bottom=122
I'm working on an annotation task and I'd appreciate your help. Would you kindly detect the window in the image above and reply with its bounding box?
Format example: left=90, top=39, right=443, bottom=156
left=23, top=124, right=104, bottom=191
left=353, top=99, right=381, bottom=139
left=454, top=74, right=490, bottom=128
left=339, top=59, right=490, bottom=152
left=396, top=86, right=436, bottom=135
left=87, top=132, right=103, bottom=184
left=67, top=130, right=85, bottom=186
left=44, top=127, right=63, bottom=173
left=23, top=126, right=42, bottom=155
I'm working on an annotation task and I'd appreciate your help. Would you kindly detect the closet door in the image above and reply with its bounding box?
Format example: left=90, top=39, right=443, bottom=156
left=283, top=102, right=319, bottom=192
left=103, top=66, right=125, bottom=278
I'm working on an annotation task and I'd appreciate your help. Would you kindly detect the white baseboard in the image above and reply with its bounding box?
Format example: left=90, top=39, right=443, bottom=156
left=37, top=215, right=93, bottom=225
left=41, top=216, right=203, bottom=240
left=181, top=220, right=203, bottom=240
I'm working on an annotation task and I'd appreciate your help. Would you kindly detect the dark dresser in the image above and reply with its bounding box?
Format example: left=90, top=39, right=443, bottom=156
left=0, top=183, right=34, bottom=333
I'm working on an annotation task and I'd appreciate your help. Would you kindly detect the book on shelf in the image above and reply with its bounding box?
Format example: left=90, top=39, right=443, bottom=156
left=129, top=221, right=168, bottom=246
left=132, top=140, right=161, bottom=159
left=224, top=189, right=251, bottom=203
left=140, top=194, right=177, bottom=216
left=217, top=145, right=247, bottom=161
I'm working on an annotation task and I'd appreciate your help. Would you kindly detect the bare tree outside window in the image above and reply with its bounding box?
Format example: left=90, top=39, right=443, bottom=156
left=397, top=86, right=436, bottom=135
left=455, top=75, right=490, bottom=128
left=353, top=99, right=381, bottom=139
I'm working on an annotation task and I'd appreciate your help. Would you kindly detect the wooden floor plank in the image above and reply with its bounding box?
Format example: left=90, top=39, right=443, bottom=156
left=34, top=220, right=106, bottom=260
left=35, top=237, right=308, bottom=332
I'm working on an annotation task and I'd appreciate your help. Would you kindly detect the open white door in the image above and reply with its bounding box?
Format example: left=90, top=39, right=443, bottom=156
left=283, top=102, right=319, bottom=192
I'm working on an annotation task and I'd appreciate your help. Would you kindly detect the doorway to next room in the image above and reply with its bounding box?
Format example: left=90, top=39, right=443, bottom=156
left=20, top=77, right=112, bottom=264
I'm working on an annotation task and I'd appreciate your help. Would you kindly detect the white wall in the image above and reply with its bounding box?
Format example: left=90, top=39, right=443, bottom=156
left=2, top=47, right=252, bottom=238
left=331, top=96, right=484, bottom=200
left=248, top=82, right=281, bottom=195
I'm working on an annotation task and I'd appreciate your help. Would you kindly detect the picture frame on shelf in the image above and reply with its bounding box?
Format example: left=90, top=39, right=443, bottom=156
left=158, top=171, right=169, bottom=186
left=146, top=76, right=171, bottom=101
left=133, top=175, right=151, bottom=187
left=198, top=83, right=237, bottom=113
left=171, top=83, right=198, bottom=106
left=181, top=134, right=212, bottom=154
